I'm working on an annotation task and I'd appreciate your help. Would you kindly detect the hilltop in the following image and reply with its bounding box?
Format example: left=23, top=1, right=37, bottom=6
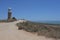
left=0, top=20, right=56, bottom=40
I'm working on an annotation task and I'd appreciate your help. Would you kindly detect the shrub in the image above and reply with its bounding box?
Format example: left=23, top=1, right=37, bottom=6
left=16, top=21, right=60, bottom=39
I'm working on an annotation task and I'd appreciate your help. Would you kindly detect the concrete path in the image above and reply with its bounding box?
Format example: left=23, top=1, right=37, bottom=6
left=0, top=20, right=56, bottom=40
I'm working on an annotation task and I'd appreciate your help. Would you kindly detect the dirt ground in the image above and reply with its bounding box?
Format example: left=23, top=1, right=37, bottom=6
left=0, top=20, right=58, bottom=40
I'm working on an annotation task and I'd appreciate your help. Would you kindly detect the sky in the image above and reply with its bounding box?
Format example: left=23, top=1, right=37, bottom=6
left=0, top=0, right=60, bottom=21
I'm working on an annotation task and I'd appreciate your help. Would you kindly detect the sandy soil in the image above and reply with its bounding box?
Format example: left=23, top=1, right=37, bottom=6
left=0, top=20, right=58, bottom=40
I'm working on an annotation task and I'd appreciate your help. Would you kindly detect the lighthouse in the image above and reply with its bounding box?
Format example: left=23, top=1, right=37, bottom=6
left=7, top=8, right=17, bottom=22
left=8, top=8, right=12, bottom=20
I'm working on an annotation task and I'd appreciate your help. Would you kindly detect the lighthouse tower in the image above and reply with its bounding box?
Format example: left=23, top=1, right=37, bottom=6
left=8, top=8, right=12, bottom=20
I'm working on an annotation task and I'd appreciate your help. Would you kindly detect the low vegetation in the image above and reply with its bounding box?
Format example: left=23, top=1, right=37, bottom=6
left=0, top=17, right=17, bottom=22
left=0, top=20, right=8, bottom=22
left=16, top=21, right=60, bottom=39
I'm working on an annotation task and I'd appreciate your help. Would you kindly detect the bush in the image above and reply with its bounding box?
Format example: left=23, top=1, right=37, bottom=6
left=16, top=21, right=60, bottom=39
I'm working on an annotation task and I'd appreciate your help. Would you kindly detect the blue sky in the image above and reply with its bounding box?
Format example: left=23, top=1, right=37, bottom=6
left=0, top=0, right=60, bottom=21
